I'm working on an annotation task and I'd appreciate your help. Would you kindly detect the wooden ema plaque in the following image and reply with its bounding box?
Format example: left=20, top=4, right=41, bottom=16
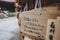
left=53, top=17, right=60, bottom=40
left=20, top=12, right=56, bottom=40
left=45, top=19, right=56, bottom=40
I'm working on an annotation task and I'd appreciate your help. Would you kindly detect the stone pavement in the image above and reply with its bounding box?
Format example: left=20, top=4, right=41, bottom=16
left=0, top=17, right=20, bottom=40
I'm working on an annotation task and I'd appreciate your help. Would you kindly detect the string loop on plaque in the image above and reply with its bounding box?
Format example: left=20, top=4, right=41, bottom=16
left=34, top=0, right=42, bottom=15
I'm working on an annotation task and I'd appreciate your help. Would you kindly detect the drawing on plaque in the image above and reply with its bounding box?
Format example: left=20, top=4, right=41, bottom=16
left=45, top=19, right=56, bottom=40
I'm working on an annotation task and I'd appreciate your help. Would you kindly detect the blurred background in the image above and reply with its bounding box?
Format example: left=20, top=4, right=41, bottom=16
left=0, top=0, right=20, bottom=40
left=0, top=0, right=15, bottom=19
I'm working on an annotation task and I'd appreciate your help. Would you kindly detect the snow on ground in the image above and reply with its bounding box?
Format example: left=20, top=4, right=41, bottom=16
left=0, top=17, right=20, bottom=40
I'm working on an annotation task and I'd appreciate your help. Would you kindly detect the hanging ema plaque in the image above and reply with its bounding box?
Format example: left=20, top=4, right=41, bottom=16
left=19, top=8, right=57, bottom=39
